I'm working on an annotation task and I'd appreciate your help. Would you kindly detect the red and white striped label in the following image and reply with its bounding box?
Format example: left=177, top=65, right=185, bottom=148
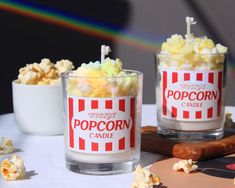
left=161, top=69, right=223, bottom=121
left=67, top=96, right=136, bottom=154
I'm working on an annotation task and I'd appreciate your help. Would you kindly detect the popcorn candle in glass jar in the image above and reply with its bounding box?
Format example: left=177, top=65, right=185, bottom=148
left=61, top=46, right=143, bottom=175
left=155, top=17, right=228, bottom=141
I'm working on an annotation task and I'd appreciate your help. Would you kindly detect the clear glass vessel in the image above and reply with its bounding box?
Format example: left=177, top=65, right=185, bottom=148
left=61, top=70, right=143, bottom=175
left=155, top=53, right=227, bottom=142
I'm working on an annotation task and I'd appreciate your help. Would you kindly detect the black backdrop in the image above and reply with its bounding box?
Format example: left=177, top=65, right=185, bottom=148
left=0, top=0, right=131, bottom=114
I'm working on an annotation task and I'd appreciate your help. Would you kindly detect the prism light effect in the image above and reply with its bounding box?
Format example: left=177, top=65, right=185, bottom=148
left=1, top=1, right=234, bottom=71
left=0, top=1, right=162, bottom=52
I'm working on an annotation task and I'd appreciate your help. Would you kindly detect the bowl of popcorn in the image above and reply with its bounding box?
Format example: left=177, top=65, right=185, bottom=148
left=12, top=58, right=74, bottom=135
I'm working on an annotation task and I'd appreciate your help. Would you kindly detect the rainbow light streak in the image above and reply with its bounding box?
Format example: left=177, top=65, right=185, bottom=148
left=0, top=1, right=162, bottom=52
left=1, top=1, right=234, bottom=71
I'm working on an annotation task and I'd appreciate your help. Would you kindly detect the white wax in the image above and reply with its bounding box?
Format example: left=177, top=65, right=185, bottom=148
left=65, top=148, right=139, bottom=163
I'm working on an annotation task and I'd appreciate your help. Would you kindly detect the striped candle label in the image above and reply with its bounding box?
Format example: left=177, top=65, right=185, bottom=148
left=67, top=96, right=136, bottom=154
left=161, top=69, right=223, bottom=121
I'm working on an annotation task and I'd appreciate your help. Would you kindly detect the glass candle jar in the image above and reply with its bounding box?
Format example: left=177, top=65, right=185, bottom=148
left=61, top=70, right=143, bottom=175
left=155, top=53, right=227, bottom=141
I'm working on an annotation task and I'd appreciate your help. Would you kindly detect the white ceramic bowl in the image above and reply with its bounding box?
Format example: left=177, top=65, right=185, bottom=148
left=12, top=81, right=64, bottom=135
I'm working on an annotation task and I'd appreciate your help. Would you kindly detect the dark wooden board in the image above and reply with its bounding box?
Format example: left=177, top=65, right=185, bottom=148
left=141, top=126, right=235, bottom=161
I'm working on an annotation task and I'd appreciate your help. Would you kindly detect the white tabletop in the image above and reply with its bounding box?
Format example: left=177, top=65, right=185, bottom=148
left=0, top=105, right=234, bottom=188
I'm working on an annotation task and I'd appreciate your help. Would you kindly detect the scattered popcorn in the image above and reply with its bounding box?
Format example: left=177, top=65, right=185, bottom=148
left=225, top=112, right=234, bottom=128
left=225, top=112, right=233, bottom=120
left=0, top=137, right=14, bottom=155
left=67, top=58, right=138, bottom=97
left=17, top=58, right=74, bottom=85
left=132, top=165, right=160, bottom=188
left=0, top=155, right=25, bottom=181
left=173, top=159, right=198, bottom=174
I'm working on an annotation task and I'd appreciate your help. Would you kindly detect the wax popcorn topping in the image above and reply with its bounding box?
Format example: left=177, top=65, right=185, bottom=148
left=161, top=34, right=185, bottom=54
left=0, top=137, right=14, bottom=155
left=161, top=35, right=227, bottom=55
left=67, top=58, right=138, bottom=97
left=132, top=165, right=160, bottom=188
left=159, top=33, right=227, bottom=70
left=17, top=58, right=74, bottom=85
left=0, top=155, right=25, bottom=181
left=70, top=58, right=122, bottom=77
left=101, top=58, right=122, bottom=76
left=173, top=159, right=198, bottom=174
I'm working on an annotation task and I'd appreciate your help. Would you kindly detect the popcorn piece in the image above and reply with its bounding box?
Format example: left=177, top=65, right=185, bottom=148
left=132, top=165, right=160, bottom=188
left=198, top=39, right=215, bottom=51
left=0, top=137, right=14, bottom=155
left=17, top=58, right=74, bottom=85
left=226, top=112, right=232, bottom=119
left=161, top=34, right=185, bottom=54
left=225, top=112, right=234, bottom=128
left=173, top=159, right=198, bottom=174
left=39, top=58, right=55, bottom=74
left=216, top=44, right=228, bottom=54
left=0, top=155, right=25, bottom=181
left=39, top=58, right=58, bottom=79
left=101, top=58, right=122, bottom=76
left=55, top=59, right=74, bottom=75
left=18, top=63, right=44, bottom=84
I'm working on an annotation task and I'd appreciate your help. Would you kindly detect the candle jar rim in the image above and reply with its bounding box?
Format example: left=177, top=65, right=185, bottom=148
left=61, top=69, right=143, bottom=79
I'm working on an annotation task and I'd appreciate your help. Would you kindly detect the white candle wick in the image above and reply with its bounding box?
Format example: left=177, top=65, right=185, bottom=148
left=101, top=45, right=111, bottom=62
left=186, top=17, right=196, bottom=40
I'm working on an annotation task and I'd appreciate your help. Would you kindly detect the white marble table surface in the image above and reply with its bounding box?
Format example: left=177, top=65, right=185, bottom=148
left=0, top=105, right=234, bottom=188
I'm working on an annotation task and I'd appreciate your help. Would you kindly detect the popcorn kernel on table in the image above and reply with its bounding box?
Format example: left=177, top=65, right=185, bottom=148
left=173, top=159, right=198, bottom=174
left=0, top=155, right=25, bottom=181
left=132, top=165, right=160, bottom=188
left=0, top=137, right=14, bottom=155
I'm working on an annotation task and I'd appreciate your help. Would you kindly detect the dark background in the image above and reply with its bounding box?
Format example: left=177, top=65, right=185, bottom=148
left=0, top=0, right=235, bottom=114
left=0, top=0, right=130, bottom=114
